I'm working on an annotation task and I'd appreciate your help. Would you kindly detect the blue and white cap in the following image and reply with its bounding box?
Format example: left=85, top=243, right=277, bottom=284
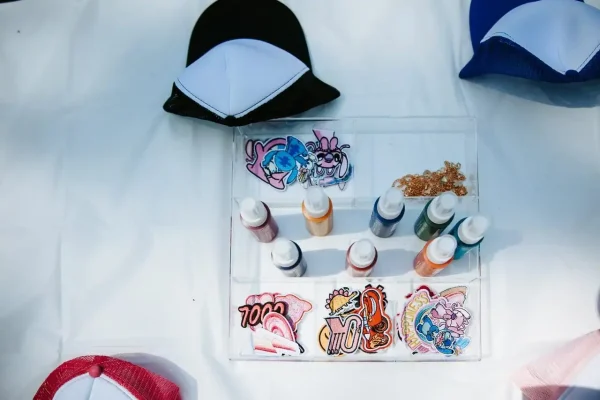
left=460, top=0, right=600, bottom=83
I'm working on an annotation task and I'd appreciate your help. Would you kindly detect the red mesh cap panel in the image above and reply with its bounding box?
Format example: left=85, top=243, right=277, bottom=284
left=34, top=355, right=181, bottom=400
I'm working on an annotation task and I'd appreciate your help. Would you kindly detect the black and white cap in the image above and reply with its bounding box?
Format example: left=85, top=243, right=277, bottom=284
left=163, top=0, right=340, bottom=127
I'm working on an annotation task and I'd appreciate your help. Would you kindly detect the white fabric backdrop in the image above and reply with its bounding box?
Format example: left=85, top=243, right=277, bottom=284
left=1, top=0, right=599, bottom=398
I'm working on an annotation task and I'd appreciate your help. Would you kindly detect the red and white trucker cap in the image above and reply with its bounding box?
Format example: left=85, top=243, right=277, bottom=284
left=34, top=355, right=180, bottom=400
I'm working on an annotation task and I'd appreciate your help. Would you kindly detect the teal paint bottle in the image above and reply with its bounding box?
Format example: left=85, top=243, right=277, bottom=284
left=449, top=215, right=489, bottom=260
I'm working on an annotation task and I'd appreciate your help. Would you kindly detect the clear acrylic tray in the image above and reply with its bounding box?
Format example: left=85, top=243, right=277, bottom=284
left=229, top=117, right=481, bottom=361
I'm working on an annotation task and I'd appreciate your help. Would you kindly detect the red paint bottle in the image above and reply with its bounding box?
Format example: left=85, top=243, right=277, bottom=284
left=239, top=198, right=279, bottom=243
left=346, top=239, right=378, bottom=277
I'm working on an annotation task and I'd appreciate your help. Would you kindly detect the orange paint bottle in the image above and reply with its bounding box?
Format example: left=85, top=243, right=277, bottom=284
left=302, top=186, right=333, bottom=236
left=413, top=234, right=457, bottom=277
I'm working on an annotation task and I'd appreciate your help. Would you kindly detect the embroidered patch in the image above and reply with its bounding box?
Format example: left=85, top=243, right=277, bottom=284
left=304, top=129, right=353, bottom=190
left=397, top=286, right=472, bottom=356
left=239, top=292, right=312, bottom=356
left=245, top=136, right=309, bottom=191
left=245, top=130, right=353, bottom=191
left=319, top=285, right=392, bottom=356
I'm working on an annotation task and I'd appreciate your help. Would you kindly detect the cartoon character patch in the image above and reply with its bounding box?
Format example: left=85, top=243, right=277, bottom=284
left=245, top=136, right=308, bottom=190
left=305, top=129, right=352, bottom=190
left=244, top=130, right=353, bottom=191
left=397, top=286, right=472, bottom=356
left=318, top=285, right=393, bottom=356
left=239, top=292, right=312, bottom=356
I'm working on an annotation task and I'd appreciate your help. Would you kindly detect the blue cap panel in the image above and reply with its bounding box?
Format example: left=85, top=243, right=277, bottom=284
left=468, top=0, right=583, bottom=50
left=463, top=0, right=598, bottom=83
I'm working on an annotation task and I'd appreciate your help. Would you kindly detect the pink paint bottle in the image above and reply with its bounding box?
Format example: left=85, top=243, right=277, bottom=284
left=239, top=198, right=279, bottom=243
left=346, top=239, right=378, bottom=277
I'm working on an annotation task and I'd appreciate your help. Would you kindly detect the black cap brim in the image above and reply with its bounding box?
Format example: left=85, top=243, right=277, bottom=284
left=164, top=70, right=340, bottom=127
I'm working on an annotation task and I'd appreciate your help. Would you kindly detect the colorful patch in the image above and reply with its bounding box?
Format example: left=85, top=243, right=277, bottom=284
left=244, top=130, right=353, bottom=191
left=319, top=285, right=393, bottom=356
left=325, top=314, right=363, bottom=355
left=239, top=292, right=312, bottom=357
left=304, top=129, right=353, bottom=190
left=358, top=285, right=393, bottom=353
left=325, top=287, right=360, bottom=316
left=397, top=286, right=472, bottom=356
left=238, top=301, right=287, bottom=328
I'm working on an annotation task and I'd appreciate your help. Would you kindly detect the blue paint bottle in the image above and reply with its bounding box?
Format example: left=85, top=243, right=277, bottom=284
left=271, top=238, right=307, bottom=277
left=449, top=215, right=489, bottom=260
left=369, top=187, right=405, bottom=238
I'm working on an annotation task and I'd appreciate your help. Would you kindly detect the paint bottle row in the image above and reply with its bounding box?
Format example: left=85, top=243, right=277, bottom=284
left=412, top=192, right=489, bottom=277
left=239, top=187, right=488, bottom=278
left=238, top=186, right=334, bottom=244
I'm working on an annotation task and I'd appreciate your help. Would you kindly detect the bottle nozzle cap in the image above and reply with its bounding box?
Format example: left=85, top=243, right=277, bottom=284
left=240, top=198, right=268, bottom=227
left=426, top=235, right=457, bottom=265
left=459, top=215, right=489, bottom=244
left=428, top=192, right=458, bottom=224
left=377, top=187, right=405, bottom=219
left=438, top=192, right=458, bottom=212
left=304, top=186, right=330, bottom=218
left=349, top=239, right=376, bottom=267
left=271, top=238, right=299, bottom=268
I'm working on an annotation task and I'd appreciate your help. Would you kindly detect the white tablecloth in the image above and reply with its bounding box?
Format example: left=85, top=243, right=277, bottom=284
left=1, top=0, right=599, bottom=398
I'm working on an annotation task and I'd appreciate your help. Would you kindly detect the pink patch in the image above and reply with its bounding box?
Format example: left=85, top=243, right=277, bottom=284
left=245, top=138, right=288, bottom=190
left=263, top=312, right=295, bottom=342
left=443, top=292, right=466, bottom=306
left=257, top=293, right=275, bottom=304
left=246, top=293, right=278, bottom=331
left=275, top=294, right=313, bottom=330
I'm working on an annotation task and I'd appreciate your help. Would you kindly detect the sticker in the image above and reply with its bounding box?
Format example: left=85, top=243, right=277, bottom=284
left=239, top=292, right=313, bottom=356
left=319, top=285, right=393, bottom=356
left=304, top=129, right=353, bottom=190
left=397, top=286, right=472, bottom=356
left=245, top=136, right=311, bottom=191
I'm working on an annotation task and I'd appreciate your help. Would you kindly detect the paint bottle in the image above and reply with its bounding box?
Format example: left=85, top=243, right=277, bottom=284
left=271, top=238, right=307, bottom=277
left=449, top=215, right=489, bottom=260
left=346, top=239, right=378, bottom=277
left=413, top=234, right=457, bottom=277
left=239, top=198, right=279, bottom=243
left=302, top=186, right=333, bottom=236
left=369, top=187, right=405, bottom=238
left=414, top=192, right=458, bottom=241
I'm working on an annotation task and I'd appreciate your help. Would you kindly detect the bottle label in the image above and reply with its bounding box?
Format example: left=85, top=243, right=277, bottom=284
left=369, top=212, right=397, bottom=238
left=414, top=199, right=440, bottom=241
left=414, top=216, right=442, bottom=241
left=453, top=246, right=470, bottom=260
left=413, top=249, right=440, bottom=277
left=346, top=262, right=373, bottom=277
left=448, top=218, right=478, bottom=260
left=281, top=258, right=307, bottom=277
